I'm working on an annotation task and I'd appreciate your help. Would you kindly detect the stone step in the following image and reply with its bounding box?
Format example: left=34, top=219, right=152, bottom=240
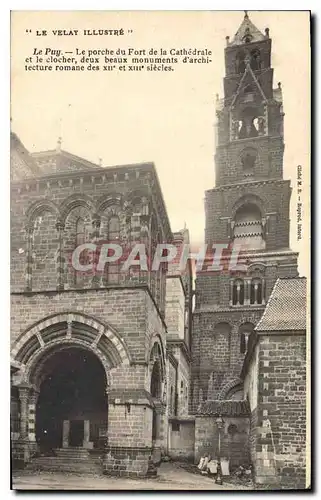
left=27, top=456, right=103, bottom=474
left=30, top=456, right=102, bottom=465
left=55, top=447, right=90, bottom=455
left=28, top=463, right=102, bottom=474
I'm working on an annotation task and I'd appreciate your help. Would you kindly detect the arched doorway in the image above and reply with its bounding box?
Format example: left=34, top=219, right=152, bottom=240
left=35, top=346, right=108, bottom=452
left=11, top=313, right=131, bottom=469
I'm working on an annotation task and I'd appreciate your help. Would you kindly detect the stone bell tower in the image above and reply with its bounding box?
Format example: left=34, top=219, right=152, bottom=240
left=191, top=12, right=299, bottom=411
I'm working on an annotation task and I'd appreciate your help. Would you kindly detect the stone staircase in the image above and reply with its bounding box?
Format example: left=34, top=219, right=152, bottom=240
left=26, top=447, right=104, bottom=474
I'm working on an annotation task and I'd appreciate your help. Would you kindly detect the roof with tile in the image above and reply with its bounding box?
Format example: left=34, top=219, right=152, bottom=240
left=255, top=277, right=307, bottom=332
left=197, top=399, right=250, bottom=417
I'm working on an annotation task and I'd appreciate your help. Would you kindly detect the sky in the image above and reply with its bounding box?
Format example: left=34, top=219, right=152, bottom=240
left=11, top=11, right=310, bottom=277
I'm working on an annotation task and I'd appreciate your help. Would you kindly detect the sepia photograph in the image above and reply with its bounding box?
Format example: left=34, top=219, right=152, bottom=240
left=10, top=10, right=311, bottom=491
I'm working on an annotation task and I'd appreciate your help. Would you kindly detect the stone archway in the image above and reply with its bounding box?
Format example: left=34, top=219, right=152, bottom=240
left=10, top=313, right=130, bottom=463
left=148, top=339, right=166, bottom=465
left=35, top=345, right=108, bottom=452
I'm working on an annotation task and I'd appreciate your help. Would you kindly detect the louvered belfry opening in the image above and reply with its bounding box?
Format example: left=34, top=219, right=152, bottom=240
left=233, top=203, right=265, bottom=250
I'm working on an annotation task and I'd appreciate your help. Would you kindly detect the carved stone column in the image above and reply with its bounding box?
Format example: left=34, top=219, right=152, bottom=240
left=244, top=278, right=251, bottom=306
left=25, top=225, right=34, bottom=292
left=91, top=215, right=101, bottom=288
left=56, top=220, right=65, bottom=291
left=28, top=389, right=39, bottom=442
left=18, top=385, right=30, bottom=440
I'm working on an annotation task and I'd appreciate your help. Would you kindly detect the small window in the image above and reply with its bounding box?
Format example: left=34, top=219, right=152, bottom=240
left=250, top=49, right=261, bottom=71
left=232, top=279, right=245, bottom=306
left=250, top=278, right=263, bottom=305
left=172, top=421, right=180, bottom=432
left=235, top=51, right=246, bottom=74
left=240, top=333, right=247, bottom=354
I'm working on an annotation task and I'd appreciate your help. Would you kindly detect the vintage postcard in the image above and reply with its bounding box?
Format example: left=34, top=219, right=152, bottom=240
left=10, top=10, right=311, bottom=491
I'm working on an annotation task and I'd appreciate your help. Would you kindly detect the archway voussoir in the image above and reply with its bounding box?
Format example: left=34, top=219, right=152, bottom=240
left=68, top=313, right=75, bottom=323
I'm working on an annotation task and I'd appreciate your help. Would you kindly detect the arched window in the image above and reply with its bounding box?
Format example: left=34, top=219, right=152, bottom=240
left=250, top=277, right=263, bottom=305
left=233, top=203, right=265, bottom=251
left=76, top=218, right=85, bottom=247
left=239, top=323, right=255, bottom=354
left=235, top=51, right=246, bottom=74
left=240, top=333, right=247, bottom=354
left=232, top=279, right=245, bottom=306
left=238, top=107, right=259, bottom=139
left=250, top=49, right=261, bottom=71
left=150, top=361, right=162, bottom=399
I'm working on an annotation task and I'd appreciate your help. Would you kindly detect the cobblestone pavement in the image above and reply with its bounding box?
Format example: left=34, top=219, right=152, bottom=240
left=12, top=462, right=252, bottom=490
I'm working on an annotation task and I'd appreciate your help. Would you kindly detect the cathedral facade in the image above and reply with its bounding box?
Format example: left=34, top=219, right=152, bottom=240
left=10, top=13, right=308, bottom=489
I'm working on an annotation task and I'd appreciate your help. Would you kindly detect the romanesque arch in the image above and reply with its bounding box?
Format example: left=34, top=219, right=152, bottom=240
left=25, top=199, right=60, bottom=227
left=11, top=311, right=131, bottom=386
left=95, top=192, right=123, bottom=214
left=218, top=378, right=244, bottom=400
left=231, top=193, right=265, bottom=219
left=59, top=193, right=96, bottom=225
left=24, top=200, right=60, bottom=291
left=11, top=313, right=131, bottom=453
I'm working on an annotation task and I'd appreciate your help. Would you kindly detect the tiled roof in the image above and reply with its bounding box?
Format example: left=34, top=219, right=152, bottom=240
left=256, top=277, right=307, bottom=332
left=197, top=400, right=250, bottom=417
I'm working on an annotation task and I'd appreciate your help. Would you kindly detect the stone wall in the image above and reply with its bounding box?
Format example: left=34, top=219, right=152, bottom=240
left=165, top=277, right=185, bottom=339
left=168, top=420, right=195, bottom=460
left=11, top=286, right=168, bottom=476
left=194, top=416, right=250, bottom=470
left=191, top=309, right=262, bottom=411
left=11, top=287, right=164, bottom=367
left=243, top=332, right=307, bottom=488
left=204, top=180, right=291, bottom=251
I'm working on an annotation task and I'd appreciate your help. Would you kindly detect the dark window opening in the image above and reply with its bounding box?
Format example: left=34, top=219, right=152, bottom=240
left=172, top=421, right=180, bottom=432
left=250, top=49, right=261, bottom=71
left=152, top=410, right=157, bottom=440
left=236, top=51, right=246, bottom=74
left=250, top=279, right=263, bottom=305
left=240, top=333, right=246, bottom=354
left=232, top=280, right=245, bottom=306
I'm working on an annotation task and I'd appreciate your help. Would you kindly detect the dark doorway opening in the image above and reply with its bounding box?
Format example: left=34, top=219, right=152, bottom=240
left=36, top=347, right=107, bottom=453
left=69, top=420, right=84, bottom=447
